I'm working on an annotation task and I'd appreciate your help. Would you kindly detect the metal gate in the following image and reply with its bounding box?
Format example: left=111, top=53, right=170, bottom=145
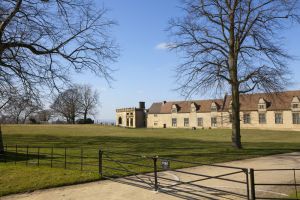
left=99, top=149, right=252, bottom=200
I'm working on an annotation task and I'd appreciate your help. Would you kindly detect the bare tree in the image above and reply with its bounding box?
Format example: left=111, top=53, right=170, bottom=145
left=0, top=86, right=11, bottom=153
left=3, top=93, right=41, bottom=124
left=51, top=88, right=82, bottom=124
left=78, top=85, right=99, bottom=122
left=0, top=0, right=119, bottom=152
left=168, top=0, right=300, bottom=148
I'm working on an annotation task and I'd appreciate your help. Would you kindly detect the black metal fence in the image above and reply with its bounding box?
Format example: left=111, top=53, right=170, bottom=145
left=1, top=145, right=300, bottom=200
left=0, top=144, right=100, bottom=173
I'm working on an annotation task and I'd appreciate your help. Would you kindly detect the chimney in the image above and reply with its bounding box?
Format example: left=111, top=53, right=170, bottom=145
left=139, top=102, right=145, bottom=109
left=163, top=101, right=167, bottom=105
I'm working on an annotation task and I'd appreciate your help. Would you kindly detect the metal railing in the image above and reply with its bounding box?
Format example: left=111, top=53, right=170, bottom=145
left=251, top=169, right=300, bottom=200
left=0, top=144, right=100, bottom=173
left=97, top=149, right=253, bottom=199
left=1, top=145, right=300, bottom=200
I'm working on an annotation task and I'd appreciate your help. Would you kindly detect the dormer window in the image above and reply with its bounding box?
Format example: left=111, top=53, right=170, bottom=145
left=171, top=104, right=177, bottom=113
left=211, top=102, right=218, bottom=112
left=258, top=98, right=267, bottom=111
left=259, top=104, right=265, bottom=109
left=291, top=96, right=300, bottom=111
left=191, top=103, right=197, bottom=112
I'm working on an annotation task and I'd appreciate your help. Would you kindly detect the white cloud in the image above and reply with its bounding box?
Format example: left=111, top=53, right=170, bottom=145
left=155, top=42, right=174, bottom=50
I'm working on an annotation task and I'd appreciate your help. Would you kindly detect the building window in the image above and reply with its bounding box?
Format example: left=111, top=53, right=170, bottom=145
left=197, top=118, right=203, bottom=126
left=292, top=113, right=300, bottom=124
left=171, top=108, right=177, bottom=113
left=154, top=114, right=158, bottom=117
left=127, top=118, right=129, bottom=126
left=184, top=118, right=189, bottom=127
left=259, top=104, right=265, bottom=109
left=211, top=117, right=217, bottom=127
left=118, top=117, right=122, bottom=125
left=154, top=122, right=158, bottom=126
left=211, top=106, right=217, bottom=112
left=292, top=104, right=299, bottom=109
left=130, top=118, right=133, bottom=126
left=172, top=118, right=177, bottom=127
left=275, top=113, right=283, bottom=124
left=243, top=113, right=251, bottom=124
left=259, top=113, right=266, bottom=124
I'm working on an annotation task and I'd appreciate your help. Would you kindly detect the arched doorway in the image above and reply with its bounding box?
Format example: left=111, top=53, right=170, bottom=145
left=118, top=117, right=122, bottom=125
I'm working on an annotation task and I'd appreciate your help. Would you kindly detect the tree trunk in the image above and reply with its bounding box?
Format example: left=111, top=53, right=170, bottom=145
left=84, top=109, right=88, bottom=122
left=231, top=84, right=242, bottom=149
left=228, top=6, right=242, bottom=149
left=72, top=116, right=75, bottom=124
left=0, top=125, right=4, bottom=153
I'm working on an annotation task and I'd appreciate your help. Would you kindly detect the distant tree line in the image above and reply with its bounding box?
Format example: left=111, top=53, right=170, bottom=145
left=51, top=85, right=99, bottom=124
left=0, top=84, right=99, bottom=124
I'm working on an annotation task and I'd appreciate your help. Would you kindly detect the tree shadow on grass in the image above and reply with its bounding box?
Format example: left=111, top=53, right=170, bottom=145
left=0, top=151, right=47, bottom=163
left=3, top=134, right=300, bottom=164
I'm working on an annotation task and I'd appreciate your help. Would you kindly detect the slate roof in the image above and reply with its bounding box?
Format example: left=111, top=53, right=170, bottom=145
left=148, top=99, right=224, bottom=114
left=148, top=90, right=300, bottom=114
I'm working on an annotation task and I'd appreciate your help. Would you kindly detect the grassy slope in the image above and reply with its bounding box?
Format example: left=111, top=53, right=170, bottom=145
left=1, top=124, right=300, bottom=197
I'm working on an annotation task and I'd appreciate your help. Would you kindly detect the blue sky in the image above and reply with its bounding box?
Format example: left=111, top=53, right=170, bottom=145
left=73, top=0, right=300, bottom=121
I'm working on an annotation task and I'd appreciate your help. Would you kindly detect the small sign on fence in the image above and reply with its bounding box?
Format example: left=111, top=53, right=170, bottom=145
left=161, top=159, right=170, bottom=170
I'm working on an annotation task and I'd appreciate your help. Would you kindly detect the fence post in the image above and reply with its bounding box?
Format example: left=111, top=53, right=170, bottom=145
left=81, top=147, right=83, bottom=171
left=51, top=146, right=53, bottom=168
left=98, top=148, right=103, bottom=178
left=249, top=168, right=256, bottom=200
left=153, top=156, right=158, bottom=191
left=3, top=145, right=6, bottom=163
left=64, top=147, right=67, bottom=169
left=244, top=169, right=250, bottom=200
left=4, top=144, right=7, bottom=163
left=26, top=145, right=29, bottom=166
left=15, top=144, right=17, bottom=164
left=37, top=147, right=40, bottom=166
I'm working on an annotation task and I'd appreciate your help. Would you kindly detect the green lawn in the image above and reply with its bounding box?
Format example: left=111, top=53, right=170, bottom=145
left=1, top=124, right=300, bottom=197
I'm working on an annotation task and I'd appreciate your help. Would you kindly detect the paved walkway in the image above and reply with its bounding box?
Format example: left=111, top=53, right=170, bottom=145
left=2, top=152, right=300, bottom=200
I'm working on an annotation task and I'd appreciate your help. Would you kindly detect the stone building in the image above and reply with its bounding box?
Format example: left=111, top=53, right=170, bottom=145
left=147, top=90, right=300, bottom=130
left=116, top=102, right=147, bottom=128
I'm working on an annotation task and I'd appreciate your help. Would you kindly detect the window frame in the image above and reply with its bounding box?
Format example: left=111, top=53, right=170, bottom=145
left=197, top=117, right=203, bottom=127
left=211, top=117, right=217, bottom=127
left=243, top=113, right=251, bottom=124
left=274, top=113, right=283, bottom=124
left=211, top=106, right=217, bottom=112
left=292, top=113, right=300, bottom=124
left=184, top=118, right=189, bottom=127
left=172, top=118, right=177, bottom=127
left=259, top=113, right=266, bottom=124
left=259, top=104, right=265, bottom=109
